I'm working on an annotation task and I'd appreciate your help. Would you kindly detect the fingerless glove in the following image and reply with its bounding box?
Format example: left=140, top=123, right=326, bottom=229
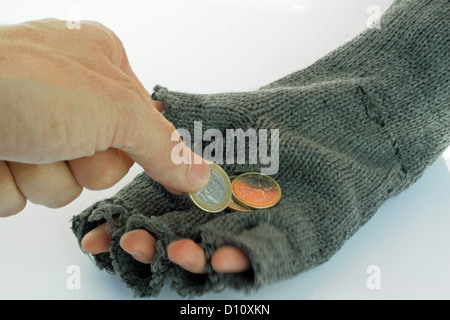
left=72, top=0, right=450, bottom=297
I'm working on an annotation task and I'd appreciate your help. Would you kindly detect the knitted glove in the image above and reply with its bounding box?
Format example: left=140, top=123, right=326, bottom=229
left=72, top=0, right=450, bottom=297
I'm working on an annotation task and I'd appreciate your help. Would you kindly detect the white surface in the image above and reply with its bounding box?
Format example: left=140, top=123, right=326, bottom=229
left=0, top=0, right=449, bottom=300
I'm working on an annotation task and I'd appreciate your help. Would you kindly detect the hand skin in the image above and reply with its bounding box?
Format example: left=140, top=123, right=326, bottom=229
left=0, top=19, right=250, bottom=274
left=82, top=224, right=252, bottom=274
left=0, top=18, right=210, bottom=216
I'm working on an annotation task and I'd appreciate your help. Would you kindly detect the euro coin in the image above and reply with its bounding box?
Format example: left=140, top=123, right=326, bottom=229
left=231, top=172, right=281, bottom=209
left=227, top=175, right=252, bottom=211
left=188, top=163, right=232, bottom=213
left=228, top=196, right=252, bottom=212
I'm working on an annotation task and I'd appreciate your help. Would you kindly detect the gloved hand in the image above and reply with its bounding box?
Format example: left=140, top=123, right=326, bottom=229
left=72, top=0, right=450, bottom=297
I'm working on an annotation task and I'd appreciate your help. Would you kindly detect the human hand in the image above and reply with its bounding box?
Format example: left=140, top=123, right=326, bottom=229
left=0, top=19, right=210, bottom=217
left=71, top=168, right=254, bottom=294
left=82, top=224, right=251, bottom=274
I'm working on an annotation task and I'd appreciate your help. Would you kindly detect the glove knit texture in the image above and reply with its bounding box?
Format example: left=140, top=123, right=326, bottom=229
left=72, top=0, right=450, bottom=297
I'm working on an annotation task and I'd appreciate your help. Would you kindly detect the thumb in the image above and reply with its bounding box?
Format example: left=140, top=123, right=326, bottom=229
left=102, top=32, right=210, bottom=194
left=112, top=98, right=210, bottom=194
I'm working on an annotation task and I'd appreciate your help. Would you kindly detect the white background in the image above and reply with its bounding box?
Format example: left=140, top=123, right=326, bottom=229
left=0, top=0, right=449, bottom=300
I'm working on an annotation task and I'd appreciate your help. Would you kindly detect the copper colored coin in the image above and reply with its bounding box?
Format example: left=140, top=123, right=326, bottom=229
left=227, top=175, right=251, bottom=211
left=228, top=195, right=252, bottom=212
left=231, top=172, right=281, bottom=209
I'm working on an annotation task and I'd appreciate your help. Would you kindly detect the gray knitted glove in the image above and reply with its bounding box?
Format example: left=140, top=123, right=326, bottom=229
left=72, top=0, right=450, bottom=297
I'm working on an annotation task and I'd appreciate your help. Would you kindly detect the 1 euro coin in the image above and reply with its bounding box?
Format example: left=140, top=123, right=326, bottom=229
left=188, top=163, right=232, bottom=213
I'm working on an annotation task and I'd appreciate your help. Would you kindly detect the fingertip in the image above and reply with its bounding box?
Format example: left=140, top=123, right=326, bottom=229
left=211, top=245, right=252, bottom=273
left=163, top=186, right=184, bottom=195
left=167, top=239, right=206, bottom=274
left=81, top=223, right=111, bottom=254
left=186, top=158, right=211, bottom=192
left=119, top=229, right=156, bottom=264
left=160, top=158, right=210, bottom=195
left=116, top=105, right=210, bottom=194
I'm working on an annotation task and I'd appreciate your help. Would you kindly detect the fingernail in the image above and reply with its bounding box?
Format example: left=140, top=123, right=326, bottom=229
left=187, top=159, right=210, bottom=189
left=180, top=262, right=191, bottom=268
